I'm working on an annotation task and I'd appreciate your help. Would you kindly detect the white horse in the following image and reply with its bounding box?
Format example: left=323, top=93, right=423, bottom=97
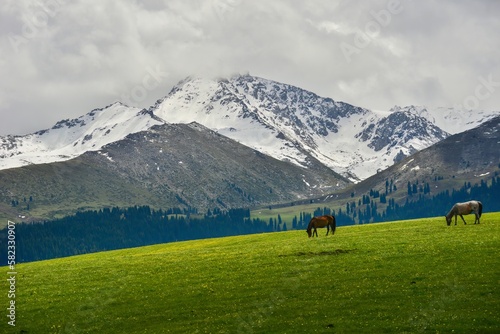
left=445, top=200, right=483, bottom=226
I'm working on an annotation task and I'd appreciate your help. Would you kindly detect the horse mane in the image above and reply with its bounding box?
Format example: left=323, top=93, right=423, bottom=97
left=445, top=205, right=457, bottom=219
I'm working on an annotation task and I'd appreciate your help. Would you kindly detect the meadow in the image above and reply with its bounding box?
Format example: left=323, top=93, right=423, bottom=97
left=1, top=213, right=499, bottom=333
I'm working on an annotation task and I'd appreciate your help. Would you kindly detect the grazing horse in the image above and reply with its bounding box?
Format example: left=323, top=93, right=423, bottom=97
left=307, top=215, right=336, bottom=238
left=445, top=200, right=483, bottom=226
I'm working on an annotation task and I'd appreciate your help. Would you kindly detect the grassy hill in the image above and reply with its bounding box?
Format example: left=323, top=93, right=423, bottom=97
left=1, top=214, right=499, bottom=333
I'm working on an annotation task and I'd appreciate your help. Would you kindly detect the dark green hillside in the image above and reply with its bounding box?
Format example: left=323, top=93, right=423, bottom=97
left=1, top=214, right=498, bottom=333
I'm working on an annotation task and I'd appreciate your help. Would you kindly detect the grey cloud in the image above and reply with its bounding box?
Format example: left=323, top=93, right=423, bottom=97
left=0, top=0, right=498, bottom=135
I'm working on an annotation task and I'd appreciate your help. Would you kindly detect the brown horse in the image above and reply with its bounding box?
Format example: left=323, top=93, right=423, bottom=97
left=445, top=200, right=483, bottom=226
left=307, top=215, right=336, bottom=237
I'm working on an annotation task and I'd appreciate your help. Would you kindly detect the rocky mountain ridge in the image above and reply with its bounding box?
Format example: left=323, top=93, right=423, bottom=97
left=1, top=75, right=498, bottom=182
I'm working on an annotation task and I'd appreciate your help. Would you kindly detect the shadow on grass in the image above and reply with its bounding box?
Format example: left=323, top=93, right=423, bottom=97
left=279, top=249, right=356, bottom=257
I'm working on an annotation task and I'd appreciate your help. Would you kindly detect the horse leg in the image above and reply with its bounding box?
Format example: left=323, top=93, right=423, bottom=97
left=459, top=215, right=467, bottom=225
left=454, top=214, right=457, bottom=225
left=313, top=228, right=318, bottom=237
left=326, top=225, right=330, bottom=236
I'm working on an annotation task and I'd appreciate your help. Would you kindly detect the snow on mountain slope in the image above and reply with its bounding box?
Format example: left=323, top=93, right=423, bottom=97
left=1, top=74, right=498, bottom=182
left=150, top=77, right=312, bottom=168
left=0, top=102, right=164, bottom=170
left=151, top=75, right=449, bottom=181
left=151, top=75, right=373, bottom=178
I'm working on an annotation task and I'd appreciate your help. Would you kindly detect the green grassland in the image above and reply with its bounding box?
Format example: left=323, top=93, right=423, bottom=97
left=1, top=214, right=499, bottom=333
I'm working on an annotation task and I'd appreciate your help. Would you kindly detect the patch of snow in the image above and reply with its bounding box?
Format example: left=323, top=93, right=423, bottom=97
left=98, top=151, right=114, bottom=162
left=400, top=159, right=415, bottom=171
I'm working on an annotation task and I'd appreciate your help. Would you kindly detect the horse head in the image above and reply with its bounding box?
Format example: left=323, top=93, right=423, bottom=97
left=445, top=215, right=452, bottom=226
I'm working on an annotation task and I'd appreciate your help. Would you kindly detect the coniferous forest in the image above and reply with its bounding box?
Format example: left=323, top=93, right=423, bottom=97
left=1, top=175, right=498, bottom=265
left=0, top=207, right=274, bottom=264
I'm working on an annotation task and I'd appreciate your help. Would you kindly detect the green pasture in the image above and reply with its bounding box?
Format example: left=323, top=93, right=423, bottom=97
left=1, top=214, right=499, bottom=333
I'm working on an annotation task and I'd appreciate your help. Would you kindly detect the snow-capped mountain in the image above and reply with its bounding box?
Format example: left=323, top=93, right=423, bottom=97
left=1, top=74, right=498, bottom=181
left=151, top=75, right=452, bottom=181
left=0, top=102, right=164, bottom=170
left=150, top=75, right=369, bottom=175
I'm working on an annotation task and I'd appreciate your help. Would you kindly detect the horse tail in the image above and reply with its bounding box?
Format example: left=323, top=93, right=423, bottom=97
left=478, top=201, right=483, bottom=217
left=330, top=215, right=336, bottom=235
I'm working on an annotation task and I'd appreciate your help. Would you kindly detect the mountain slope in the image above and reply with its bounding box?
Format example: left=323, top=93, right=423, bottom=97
left=0, top=122, right=348, bottom=220
left=0, top=102, right=164, bottom=170
left=313, top=115, right=500, bottom=205
left=366, top=114, right=500, bottom=189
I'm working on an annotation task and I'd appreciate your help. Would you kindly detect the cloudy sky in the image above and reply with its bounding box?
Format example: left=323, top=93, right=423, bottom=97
left=1, top=0, right=499, bottom=135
